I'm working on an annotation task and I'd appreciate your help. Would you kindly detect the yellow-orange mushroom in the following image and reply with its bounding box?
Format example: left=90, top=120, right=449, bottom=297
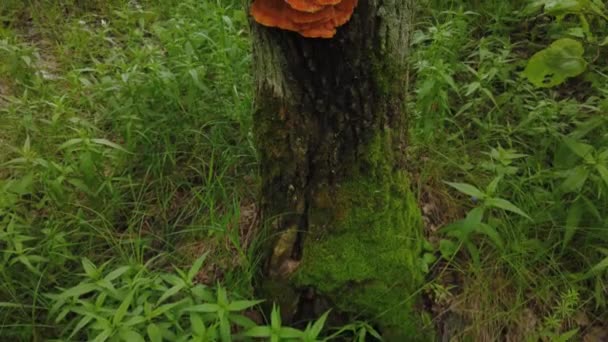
left=250, top=0, right=358, bottom=38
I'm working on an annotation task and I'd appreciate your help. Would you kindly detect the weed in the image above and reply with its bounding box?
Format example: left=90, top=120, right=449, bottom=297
left=414, top=0, right=608, bottom=339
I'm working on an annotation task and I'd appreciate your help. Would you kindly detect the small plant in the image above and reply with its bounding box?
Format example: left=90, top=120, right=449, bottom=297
left=523, top=0, right=608, bottom=87
left=528, top=288, right=581, bottom=342
left=48, top=255, right=340, bottom=341
left=244, top=305, right=330, bottom=342
left=48, top=255, right=264, bottom=341
left=439, top=170, right=530, bottom=263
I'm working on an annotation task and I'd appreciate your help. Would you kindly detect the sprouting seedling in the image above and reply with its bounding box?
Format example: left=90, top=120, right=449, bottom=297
left=445, top=178, right=531, bottom=220
left=560, top=136, right=608, bottom=193
left=440, top=177, right=531, bottom=262
left=244, top=304, right=304, bottom=342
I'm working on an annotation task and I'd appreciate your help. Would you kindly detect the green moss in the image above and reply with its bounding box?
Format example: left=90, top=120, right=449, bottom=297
left=371, top=51, right=406, bottom=99
left=295, top=133, right=425, bottom=339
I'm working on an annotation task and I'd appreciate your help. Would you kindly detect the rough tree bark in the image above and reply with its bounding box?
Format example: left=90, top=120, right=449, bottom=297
left=251, top=0, right=425, bottom=338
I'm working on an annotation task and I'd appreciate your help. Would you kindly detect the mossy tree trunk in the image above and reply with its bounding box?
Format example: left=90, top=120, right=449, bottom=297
left=251, top=0, right=425, bottom=338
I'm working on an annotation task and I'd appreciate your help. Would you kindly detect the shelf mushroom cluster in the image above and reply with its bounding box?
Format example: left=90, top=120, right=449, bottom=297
left=250, top=0, right=358, bottom=38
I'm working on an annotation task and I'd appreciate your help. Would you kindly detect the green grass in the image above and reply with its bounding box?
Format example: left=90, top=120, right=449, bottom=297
left=412, top=0, right=608, bottom=340
left=1, top=0, right=608, bottom=340
left=0, top=0, right=263, bottom=339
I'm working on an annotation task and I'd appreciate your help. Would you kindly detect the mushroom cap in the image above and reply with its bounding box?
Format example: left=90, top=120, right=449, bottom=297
left=250, top=0, right=358, bottom=38
left=315, top=0, right=342, bottom=5
left=285, top=0, right=324, bottom=12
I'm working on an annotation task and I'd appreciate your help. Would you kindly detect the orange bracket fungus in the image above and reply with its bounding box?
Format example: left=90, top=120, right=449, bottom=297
left=250, top=0, right=358, bottom=38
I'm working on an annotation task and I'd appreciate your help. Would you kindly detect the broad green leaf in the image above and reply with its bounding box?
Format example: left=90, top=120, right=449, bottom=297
left=485, top=197, right=531, bottom=220
left=270, top=305, right=281, bottom=331
left=8, top=172, right=34, bottom=195
left=537, top=0, right=608, bottom=20
left=185, top=303, right=220, bottom=313
left=596, top=164, right=608, bottom=188
left=59, top=138, right=84, bottom=150
left=119, top=329, right=145, bottom=342
left=162, top=274, right=185, bottom=287
left=555, top=328, right=580, bottom=342
left=190, top=313, right=206, bottom=336
left=464, top=81, right=481, bottom=96
left=523, top=0, right=547, bottom=15
left=566, top=27, right=586, bottom=38
left=279, top=327, right=304, bottom=339
left=475, top=223, right=505, bottom=250
left=151, top=301, right=185, bottom=318
left=71, top=307, right=107, bottom=324
left=187, top=252, right=208, bottom=283
left=244, top=326, right=272, bottom=338
left=444, top=182, right=486, bottom=199
left=465, top=207, right=485, bottom=226
left=219, top=315, right=231, bottom=342
left=114, top=291, right=134, bottom=325
left=561, top=166, right=590, bottom=192
left=147, top=324, right=163, bottom=342
left=81, top=258, right=98, bottom=279
left=191, top=285, right=214, bottom=302
left=228, top=313, right=257, bottom=329
left=486, top=176, right=502, bottom=197
left=157, top=283, right=184, bottom=305
left=422, top=252, right=437, bottom=265
left=92, top=329, right=111, bottom=342
left=104, top=266, right=131, bottom=283
left=563, top=137, right=595, bottom=163
left=91, top=138, right=131, bottom=153
left=309, top=310, right=330, bottom=338
left=69, top=315, right=93, bottom=340
left=523, top=38, right=587, bottom=88
left=123, top=315, right=146, bottom=327
left=217, top=286, right=228, bottom=307
left=439, top=70, right=460, bottom=94
left=465, top=240, right=480, bottom=267
left=439, top=239, right=458, bottom=260
left=444, top=207, right=485, bottom=240
left=599, top=149, right=608, bottom=162
left=59, top=283, right=98, bottom=299
left=357, top=328, right=367, bottom=341
left=546, top=0, right=587, bottom=16
left=96, top=280, right=119, bottom=298
left=227, top=300, right=263, bottom=312
left=364, top=325, right=383, bottom=340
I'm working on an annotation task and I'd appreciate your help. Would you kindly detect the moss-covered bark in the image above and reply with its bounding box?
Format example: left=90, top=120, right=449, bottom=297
left=250, top=0, right=425, bottom=338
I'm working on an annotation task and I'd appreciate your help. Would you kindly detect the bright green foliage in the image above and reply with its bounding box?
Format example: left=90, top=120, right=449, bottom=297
left=440, top=178, right=532, bottom=263
left=523, top=38, right=587, bottom=88
left=526, top=0, right=608, bottom=20
left=49, top=255, right=259, bottom=341
left=0, top=1, right=420, bottom=340
left=48, top=254, right=349, bottom=341
left=0, top=0, right=256, bottom=339
left=412, top=0, right=608, bottom=339
left=2, top=0, right=608, bottom=340
left=523, top=0, right=608, bottom=88
left=48, top=255, right=334, bottom=341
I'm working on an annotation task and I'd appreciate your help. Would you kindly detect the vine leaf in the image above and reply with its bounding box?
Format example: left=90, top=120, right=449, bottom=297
left=523, top=38, right=587, bottom=88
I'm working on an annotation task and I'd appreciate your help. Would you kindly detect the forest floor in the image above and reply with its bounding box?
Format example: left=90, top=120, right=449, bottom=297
left=1, top=0, right=607, bottom=341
